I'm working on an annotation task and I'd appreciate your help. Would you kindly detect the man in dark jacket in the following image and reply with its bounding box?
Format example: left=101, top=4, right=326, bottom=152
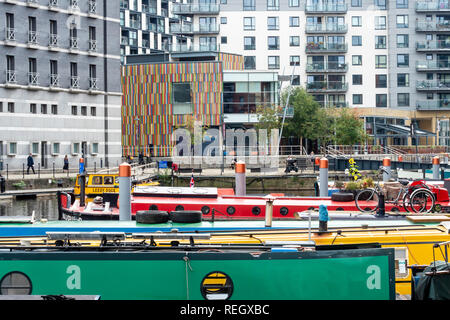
left=27, top=153, right=35, bottom=174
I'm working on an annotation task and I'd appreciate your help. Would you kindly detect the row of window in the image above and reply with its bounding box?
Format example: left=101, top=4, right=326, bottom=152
left=352, top=74, right=411, bottom=88
left=243, top=0, right=300, bottom=11
left=0, top=102, right=97, bottom=116
left=7, top=0, right=99, bottom=13
left=5, top=142, right=99, bottom=156
left=352, top=93, right=410, bottom=107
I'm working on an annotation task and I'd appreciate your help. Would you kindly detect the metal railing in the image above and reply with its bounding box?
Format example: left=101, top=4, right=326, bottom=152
left=305, top=23, right=347, bottom=33
left=28, top=72, right=39, bottom=86
left=6, top=70, right=16, bottom=84
left=416, top=21, right=450, bottom=31
left=416, top=40, right=450, bottom=50
left=305, top=81, right=348, bottom=92
left=50, top=74, right=60, bottom=87
left=70, top=76, right=80, bottom=89
left=305, top=42, right=347, bottom=53
left=416, top=80, right=450, bottom=90
left=89, top=39, right=97, bottom=51
left=28, top=31, right=38, bottom=45
left=306, top=62, right=348, bottom=72
left=49, top=34, right=58, bottom=47
left=305, top=3, right=347, bottom=12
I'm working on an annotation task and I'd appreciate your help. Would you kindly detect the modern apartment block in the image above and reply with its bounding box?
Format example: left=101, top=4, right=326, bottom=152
left=119, top=0, right=193, bottom=62
left=0, top=0, right=122, bottom=171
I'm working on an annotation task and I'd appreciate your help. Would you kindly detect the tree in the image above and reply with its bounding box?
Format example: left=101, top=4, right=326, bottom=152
left=334, top=108, right=368, bottom=145
left=254, top=105, right=282, bottom=132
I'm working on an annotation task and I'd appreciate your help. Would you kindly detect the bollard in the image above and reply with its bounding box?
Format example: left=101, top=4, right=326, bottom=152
left=318, top=204, right=329, bottom=232
left=432, top=156, right=440, bottom=180
left=319, top=158, right=328, bottom=197
left=235, top=161, right=246, bottom=196
left=376, top=193, right=385, bottom=217
left=382, top=157, right=391, bottom=182
left=265, top=197, right=274, bottom=228
left=119, top=162, right=132, bottom=221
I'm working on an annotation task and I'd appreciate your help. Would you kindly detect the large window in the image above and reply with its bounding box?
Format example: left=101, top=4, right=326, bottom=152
left=243, top=17, right=255, bottom=30
left=397, top=54, right=409, bottom=67
left=398, top=93, right=410, bottom=106
left=375, top=55, right=387, bottom=68
left=397, top=73, right=409, bottom=87
left=267, top=17, right=279, bottom=30
left=289, top=16, right=299, bottom=27
left=375, top=0, right=387, bottom=9
left=376, top=94, right=387, bottom=108
left=244, top=56, right=256, bottom=69
left=268, top=56, right=280, bottom=69
left=244, top=36, right=255, bottom=50
left=173, top=82, right=192, bottom=114
left=352, top=55, right=362, bottom=65
left=289, top=36, right=300, bottom=46
left=396, top=15, right=408, bottom=28
left=353, top=94, right=363, bottom=104
left=267, top=0, right=279, bottom=10
left=289, top=0, right=299, bottom=6
left=290, top=55, right=300, bottom=66
left=352, top=0, right=362, bottom=6
left=268, top=36, right=279, bottom=50
left=375, top=35, right=386, bottom=49
left=376, top=74, right=387, bottom=88
left=243, top=0, right=255, bottom=10
left=352, top=16, right=362, bottom=27
left=375, top=16, right=386, bottom=29
left=396, top=0, right=408, bottom=8
left=352, top=36, right=362, bottom=46
left=397, top=34, right=409, bottom=48
left=353, top=74, right=363, bottom=85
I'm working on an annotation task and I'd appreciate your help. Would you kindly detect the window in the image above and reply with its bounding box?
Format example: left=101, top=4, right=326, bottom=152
left=375, top=36, right=386, bottom=49
left=52, top=142, right=60, bottom=155
left=289, top=17, right=299, bottom=27
left=375, top=0, right=387, bottom=9
left=244, top=36, right=255, bottom=50
left=426, top=54, right=433, bottom=60
left=398, top=93, right=410, bottom=106
left=267, top=0, right=279, bottom=10
left=7, top=102, right=14, bottom=113
left=0, top=272, right=32, bottom=295
left=8, top=142, right=17, bottom=155
left=289, top=0, right=299, bottom=6
left=397, top=54, right=409, bottom=67
left=268, top=56, right=280, bottom=69
left=397, top=34, right=409, bottom=48
left=375, top=55, right=387, bottom=68
left=0, top=102, right=3, bottom=112
left=30, top=103, right=37, bottom=114
left=376, top=74, right=387, bottom=88
left=351, top=0, right=362, bottom=6
left=244, top=56, right=256, bottom=69
left=397, top=74, right=409, bottom=87
left=173, top=82, right=192, bottom=114
left=243, top=0, right=255, bottom=11
left=267, top=17, right=279, bottom=30
left=352, top=55, right=362, bottom=65
left=41, top=104, right=47, bottom=114
left=221, top=36, right=227, bottom=44
left=396, top=0, right=408, bottom=8
left=290, top=56, right=300, bottom=66
left=92, top=142, right=99, bottom=155
left=353, top=94, right=363, bottom=104
left=90, top=106, right=96, bottom=116
left=243, top=17, right=255, bottom=30
left=51, top=104, right=57, bottom=115
left=81, top=106, right=87, bottom=116
left=31, top=142, right=39, bottom=155
left=352, top=16, right=362, bottom=27
left=220, top=0, right=227, bottom=3
left=376, top=94, right=387, bottom=107
left=71, top=105, right=77, bottom=115
left=396, top=15, right=408, bottom=28
left=220, top=17, right=227, bottom=24
left=291, top=75, right=300, bottom=86
left=72, top=142, right=80, bottom=155
left=375, top=16, right=386, bottom=29
left=352, top=36, right=362, bottom=46
left=289, top=36, right=300, bottom=46
left=353, top=74, right=363, bottom=85
left=268, top=36, right=279, bottom=50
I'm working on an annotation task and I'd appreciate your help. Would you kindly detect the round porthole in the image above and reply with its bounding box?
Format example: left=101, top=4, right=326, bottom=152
left=252, top=207, right=261, bottom=216
left=201, top=206, right=211, bottom=215
left=0, top=272, right=32, bottom=295
left=200, top=271, right=233, bottom=300
left=280, top=207, right=289, bottom=216
left=149, top=204, right=158, bottom=210
left=226, top=206, right=236, bottom=215
left=175, top=205, right=184, bottom=211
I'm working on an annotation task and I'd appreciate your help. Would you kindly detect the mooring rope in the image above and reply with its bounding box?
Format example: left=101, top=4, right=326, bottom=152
left=184, top=255, right=193, bottom=300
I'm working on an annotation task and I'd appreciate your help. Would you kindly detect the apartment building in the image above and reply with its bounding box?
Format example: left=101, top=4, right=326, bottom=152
left=0, top=0, right=122, bottom=171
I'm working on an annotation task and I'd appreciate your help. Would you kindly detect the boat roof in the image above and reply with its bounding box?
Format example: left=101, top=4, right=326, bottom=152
left=133, top=186, right=219, bottom=198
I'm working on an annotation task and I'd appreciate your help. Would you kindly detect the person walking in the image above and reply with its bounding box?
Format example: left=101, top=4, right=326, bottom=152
left=27, top=153, right=35, bottom=174
left=63, top=155, right=69, bottom=172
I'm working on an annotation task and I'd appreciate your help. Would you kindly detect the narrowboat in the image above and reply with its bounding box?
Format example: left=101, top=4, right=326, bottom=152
left=0, top=231, right=396, bottom=300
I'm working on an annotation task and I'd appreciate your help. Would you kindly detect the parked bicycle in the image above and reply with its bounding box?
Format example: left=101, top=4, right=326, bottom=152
left=355, top=167, right=436, bottom=213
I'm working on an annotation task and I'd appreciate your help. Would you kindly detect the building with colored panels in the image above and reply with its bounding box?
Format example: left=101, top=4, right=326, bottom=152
left=122, top=52, right=244, bottom=157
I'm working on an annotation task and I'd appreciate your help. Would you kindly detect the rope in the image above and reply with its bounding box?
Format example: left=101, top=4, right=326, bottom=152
left=184, top=255, right=193, bottom=300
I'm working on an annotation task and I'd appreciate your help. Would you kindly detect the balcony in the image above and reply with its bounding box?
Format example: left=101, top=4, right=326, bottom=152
left=5, top=28, right=16, bottom=45
left=129, top=19, right=141, bottom=29
left=89, top=78, right=99, bottom=92
left=172, top=3, right=220, bottom=15
left=305, top=3, right=347, bottom=13
left=170, top=43, right=218, bottom=52
left=89, top=39, right=97, bottom=52
left=27, top=31, right=38, bottom=48
left=70, top=76, right=80, bottom=90
left=26, top=0, right=39, bottom=8
left=69, top=37, right=79, bottom=52
left=305, top=42, right=347, bottom=53
left=306, top=62, right=348, bottom=73
left=416, top=80, right=450, bottom=91
left=5, top=70, right=17, bottom=84
left=325, top=101, right=349, bottom=108
left=88, top=0, right=98, bottom=15
left=170, top=23, right=220, bottom=35
left=48, top=34, right=58, bottom=49
left=305, top=23, right=347, bottom=33
left=49, top=74, right=60, bottom=88
left=417, top=100, right=450, bottom=110
left=48, top=0, right=59, bottom=10
left=142, top=4, right=157, bottom=14
left=121, top=36, right=129, bottom=45
left=28, top=72, right=39, bottom=87
left=69, top=0, right=79, bottom=12
left=306, top=81, right=348, bottom=92
left=416, top=1, right=450, bottom=12
left=416, top=21, right=450, bottom=32
left=416, top=60, right=450, bottom=71
left=142, top=39, right=150, bottom=48
left=416, top=40, right=450, bottom=51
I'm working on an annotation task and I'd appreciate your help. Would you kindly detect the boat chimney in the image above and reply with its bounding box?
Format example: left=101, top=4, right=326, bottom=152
left=119, top=162, right=132, bottom=221
left=265, top=197, right=274, bottom=228
left=235, top=161, right=246, bottom=196
left=318, top=204, right=328, bottom=232
left=319, top=158, right=329, bottom=197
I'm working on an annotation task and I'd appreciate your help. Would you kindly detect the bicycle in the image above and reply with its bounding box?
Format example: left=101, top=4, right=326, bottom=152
left=354, top=167, right=436, bottom=213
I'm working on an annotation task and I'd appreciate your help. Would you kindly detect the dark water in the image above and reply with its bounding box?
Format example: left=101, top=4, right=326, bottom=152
left=0, top=196, right=59, bottom=221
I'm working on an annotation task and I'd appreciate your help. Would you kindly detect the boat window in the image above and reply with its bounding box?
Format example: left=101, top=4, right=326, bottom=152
left=92, top=176, right=102, bottom=185
left=104, top=176, right=114, bottom=185
left=201, top=271, right=233, bottom=300
left=395, top=248, right=409, bottom=278
left=0, top=272, right=32, bottom=295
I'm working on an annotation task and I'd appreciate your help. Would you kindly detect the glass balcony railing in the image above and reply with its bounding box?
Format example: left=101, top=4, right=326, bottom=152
left=305, top=42, right=347, bottom=52
left=306, top=81, right=348, bottom=92
left=416, top=21, right=450, bottom=31
left=305, top=3, right=347, bottom=12
left=416, top=40, right=450, bottom=50
left=306, top=62, right=348, bottom=72
left=305, top=23, right=347, bottom=33
left=416, top=80, right=450, bottom=90
left=416, top=60, right=450, bottom=70
left=173, top=3, right=220, bottom=14
left=170, top=23, right=219, bottom=34
left=416, top=1, right=450, bottom=11
left=417, top=100, right=450, bottom=110
left=170, top=43, right=219, bottom=52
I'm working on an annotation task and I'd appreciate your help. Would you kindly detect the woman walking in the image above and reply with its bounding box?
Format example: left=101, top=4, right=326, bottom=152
left=63, top=155, right=69, bottom=173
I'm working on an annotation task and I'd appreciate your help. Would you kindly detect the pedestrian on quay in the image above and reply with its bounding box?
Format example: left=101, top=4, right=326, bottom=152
left=63, top=155, right=69, bottom=172
left=27, top=153, right=35, bottom=174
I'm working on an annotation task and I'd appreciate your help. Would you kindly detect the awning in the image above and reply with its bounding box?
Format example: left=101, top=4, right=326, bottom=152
left=374, top=123, right=435, bottom=137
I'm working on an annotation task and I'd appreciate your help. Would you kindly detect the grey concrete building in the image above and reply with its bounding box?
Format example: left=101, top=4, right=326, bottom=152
left=0, top=0, right=122, bottom=171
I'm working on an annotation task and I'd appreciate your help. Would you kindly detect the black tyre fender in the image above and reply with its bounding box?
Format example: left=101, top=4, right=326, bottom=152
left=136, top=210, right=169, bottom=224
left=331, top=192, right=354, bottom=202
left=169, top=210, right=202, bottom=223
